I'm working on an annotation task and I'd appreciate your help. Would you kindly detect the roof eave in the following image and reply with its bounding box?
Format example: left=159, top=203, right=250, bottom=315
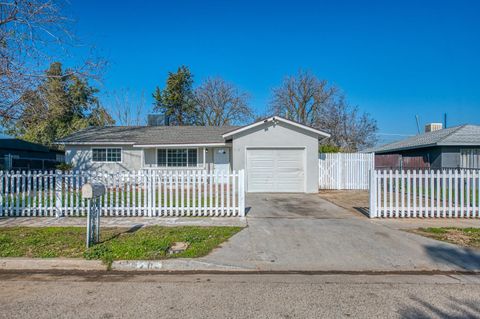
left=437, top=142, right=480, bottom=146
left=133, top=142, right=230, bottom=148
left=56, top=141, right=136, bottom=146
left=221, top=116, right=331, bottom=139
left=373, top=143, right=439, bottom=154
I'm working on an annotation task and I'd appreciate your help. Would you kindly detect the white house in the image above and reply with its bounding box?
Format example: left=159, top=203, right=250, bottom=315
left=57, top=116, right=330, bottom=193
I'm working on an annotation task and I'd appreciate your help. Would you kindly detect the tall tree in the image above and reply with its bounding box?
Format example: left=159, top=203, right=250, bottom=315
left=153, top=66, right=196, bottom=125
left=7, top=62, right=113, bottom=147
left=0, top=0, right=104, bottom=120
left=194, top=77, right=253, bottom=126
left=270, top=70, right=377, bottom=151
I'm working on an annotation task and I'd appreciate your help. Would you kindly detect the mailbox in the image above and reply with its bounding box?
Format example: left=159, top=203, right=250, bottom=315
left=82, top=182, right=105, bottom=248
left=81, top=183, right=106, bottom=199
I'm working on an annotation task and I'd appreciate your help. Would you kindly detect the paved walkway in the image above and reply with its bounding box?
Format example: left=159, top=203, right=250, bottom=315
left=0, top=217, right=246, bottom=228
left=196, top=193, right=480, bottom=271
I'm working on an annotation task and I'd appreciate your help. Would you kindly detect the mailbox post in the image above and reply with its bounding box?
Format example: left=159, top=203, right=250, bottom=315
left=82, top=183, right=106, bottom=248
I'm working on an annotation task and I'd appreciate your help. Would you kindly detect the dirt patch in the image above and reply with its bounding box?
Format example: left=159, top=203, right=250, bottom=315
left=318, top=190, right=369, bottom=217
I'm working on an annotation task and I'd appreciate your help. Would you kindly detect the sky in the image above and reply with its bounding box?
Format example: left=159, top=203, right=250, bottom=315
left=64, top=0, right=479, bottom=145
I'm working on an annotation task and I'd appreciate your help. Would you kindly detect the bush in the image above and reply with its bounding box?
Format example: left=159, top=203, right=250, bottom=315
left=319, top=144, right=341, bottom=153
left=56, top=162, right=74, bottom=171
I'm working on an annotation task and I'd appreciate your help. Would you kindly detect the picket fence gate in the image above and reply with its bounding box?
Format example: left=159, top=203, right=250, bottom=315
left=369, top=169, right=480, bottom=218
left=0, top=170, right=245, bottom=217
left=319, top=153, right=374, bottom=190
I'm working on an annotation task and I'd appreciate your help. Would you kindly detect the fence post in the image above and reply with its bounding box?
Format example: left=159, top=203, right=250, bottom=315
left=148, top=170, right=154, bottom=217
left=238, top=170, right=245, bottom=217
left=369, top=169, right=377, bottom=218
left=55, top=170, right=63, bottom=217
left=0, top=171, right=3, bottom=217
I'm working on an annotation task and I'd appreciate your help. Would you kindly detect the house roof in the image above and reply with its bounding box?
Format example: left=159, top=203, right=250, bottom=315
left=364, top=124, right=480, bottom=154
left=57, top=125, right=240, bottom=146
left=222, top=116, right=331, bottom=139
left=0, top=138, right=63, bottom=154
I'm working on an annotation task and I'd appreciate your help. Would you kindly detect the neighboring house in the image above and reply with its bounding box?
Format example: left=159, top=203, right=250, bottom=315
left=57, top=116, right=330, bottom=193
left=364, top=123, right=480, bottom=169
left=0, top=138, right=65, bottom=170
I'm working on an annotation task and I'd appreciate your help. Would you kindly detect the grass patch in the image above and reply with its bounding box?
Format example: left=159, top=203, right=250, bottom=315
left=412, top=227, right=480, bottom=249
left=0, top=226, right=242, bottom=264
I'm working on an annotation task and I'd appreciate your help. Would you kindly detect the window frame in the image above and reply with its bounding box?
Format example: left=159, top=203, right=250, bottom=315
left=91, top=147, right=123, bottom=163
left=156, top=147, right=199, bottom=168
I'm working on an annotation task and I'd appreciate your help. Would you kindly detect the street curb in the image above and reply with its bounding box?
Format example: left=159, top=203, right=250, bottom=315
left=111, top=259, right=255, bottom=271
left=0, top=258, right=106, bottom=271
left=2, top=257, right=480, bottom=274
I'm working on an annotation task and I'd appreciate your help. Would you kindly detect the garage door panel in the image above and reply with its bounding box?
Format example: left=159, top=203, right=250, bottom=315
left=247, top=148, right=305, bottom=193
left=251, top=161, right=274, bottom=168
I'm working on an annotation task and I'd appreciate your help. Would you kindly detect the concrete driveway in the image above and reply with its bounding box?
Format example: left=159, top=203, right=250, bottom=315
left=199, top=193, right=480, bottom=271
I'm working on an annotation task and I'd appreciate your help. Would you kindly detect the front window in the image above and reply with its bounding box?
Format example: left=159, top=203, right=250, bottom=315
left=92, top=148, right=122, bottom=162
left=157, top=148, right=197, bottom=167
left=460, top=149, right=480, bottom=169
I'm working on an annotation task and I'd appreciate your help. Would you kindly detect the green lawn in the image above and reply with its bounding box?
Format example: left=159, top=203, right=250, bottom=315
left=0, top=226, right=242, bottom=265
left=412, top=227, right=480, bottom=249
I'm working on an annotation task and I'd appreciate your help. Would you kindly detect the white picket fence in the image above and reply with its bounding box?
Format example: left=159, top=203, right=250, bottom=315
left=319, top=153, right=374, bottom=190
left=369, top=169, right=480, bottom=218
left=0, top=170, right=245, bottom=217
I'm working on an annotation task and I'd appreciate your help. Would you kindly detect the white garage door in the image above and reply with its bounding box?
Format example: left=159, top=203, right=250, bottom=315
left=246, top=148, right=305, bottom=193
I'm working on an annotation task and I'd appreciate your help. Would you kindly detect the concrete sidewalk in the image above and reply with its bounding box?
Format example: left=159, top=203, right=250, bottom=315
left=0, top=216, right=246, bottom=228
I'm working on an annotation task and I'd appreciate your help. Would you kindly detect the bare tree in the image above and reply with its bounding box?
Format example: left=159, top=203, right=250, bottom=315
left=194, top=77, right=254, bottom=126
left=111, top=89, right=147, bottom=126
left=316, top=97, right=377, bottom=151
left=270, top=70, right=337, bottom=125
left=0, top=0, right=103, bottom=120
left=270, top=70, right=377, bottom=151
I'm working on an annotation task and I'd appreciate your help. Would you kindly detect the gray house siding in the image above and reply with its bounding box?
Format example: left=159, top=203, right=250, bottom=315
left=374, top=146, right=480, bottom=169
left=440, top=146, right=480, bottom=169
left=440, top=146, right=461, bottom=169
left=66, top=145, right=143, bottom=171
left=66, top=145, right=228, bottom=171
left=231, top=120, right=319, bottom=193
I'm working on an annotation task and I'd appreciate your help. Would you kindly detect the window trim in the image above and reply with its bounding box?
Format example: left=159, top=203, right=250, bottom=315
left=91, top=147, right=123, bottom=163
left=156, top=147, right=199, bottom=168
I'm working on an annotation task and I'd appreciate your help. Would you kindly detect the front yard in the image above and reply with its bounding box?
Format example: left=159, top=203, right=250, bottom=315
left=318, top=190, right=369, bottom=216
left=411, top=227, right=480, bottom=249
left=0, top=226, right=242, bottom=265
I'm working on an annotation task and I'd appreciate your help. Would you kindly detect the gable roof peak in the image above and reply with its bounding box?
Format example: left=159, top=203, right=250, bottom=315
left=222, top=115, right=330, bottom=139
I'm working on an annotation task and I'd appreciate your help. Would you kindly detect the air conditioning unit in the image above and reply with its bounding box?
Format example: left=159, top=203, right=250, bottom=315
left=425, top=123, right=443, bottom=133
left=147, top=114, right=165, bottom=126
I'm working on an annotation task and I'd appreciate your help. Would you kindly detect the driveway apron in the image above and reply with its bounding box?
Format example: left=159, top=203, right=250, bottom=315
left=199, top=193, right=480, bottom=271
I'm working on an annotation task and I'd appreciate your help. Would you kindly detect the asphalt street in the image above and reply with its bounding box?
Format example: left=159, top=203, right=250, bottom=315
left=1, top=271, right=480, bottom=318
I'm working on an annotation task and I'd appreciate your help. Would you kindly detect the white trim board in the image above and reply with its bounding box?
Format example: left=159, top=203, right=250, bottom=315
left=222, top=116, right=331, bottom=139
left=134, top=143, right=229, bottom=148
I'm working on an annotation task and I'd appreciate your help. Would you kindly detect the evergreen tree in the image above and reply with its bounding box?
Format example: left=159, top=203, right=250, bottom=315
left=7, top=62, right=114, bottom=147
left=152, top=66, right=196, bottom=125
